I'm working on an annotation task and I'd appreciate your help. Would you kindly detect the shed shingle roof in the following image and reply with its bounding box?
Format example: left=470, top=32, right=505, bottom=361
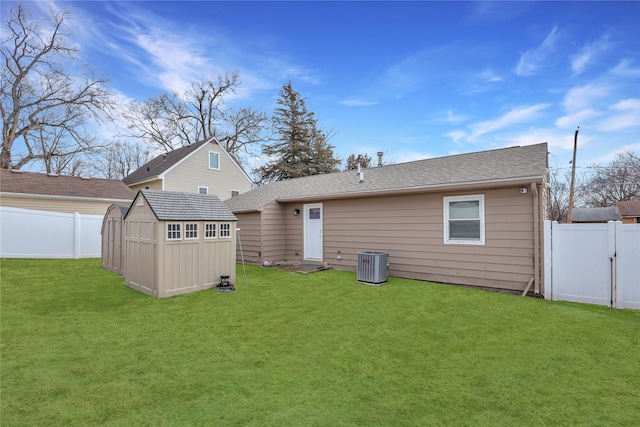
left=0, top=169, right=135, bottom=200
left=225, top=143, right=548, bottom=212
left=137, top=189, right=237, bottom=221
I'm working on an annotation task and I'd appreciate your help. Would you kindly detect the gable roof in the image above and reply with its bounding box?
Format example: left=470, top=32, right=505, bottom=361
left=225, top=143, right=548, bottom=212
left=131, top=189, right=237, bottom=221
left=616, top=200, right=640, bottom=217
left=572, top=207, right=621, bottom=223
left=0, top=169, right=135, bottom=201
left=122, top=137, right=252, bottom=186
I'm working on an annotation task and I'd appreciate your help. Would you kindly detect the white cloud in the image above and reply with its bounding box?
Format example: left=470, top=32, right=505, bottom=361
left=555, top=109, right=600, bottom=129
left=562, top=83, right=612, bottom=112
left=340, top=99, right=379, bottom=107
left=570, top=33, right=611, bottom=75
left=597, top=98, right=640, bottom=131
left=394, top=151, right=434, bottom=163
left=446, top=130, right=467, bottom=143
left=478, top=68, right=503, bottom=82
left=610, top=59, right=640, bottom=77
left=515, top=26, right=561, bottom=76
left=469, top=104, right=550, bottom=140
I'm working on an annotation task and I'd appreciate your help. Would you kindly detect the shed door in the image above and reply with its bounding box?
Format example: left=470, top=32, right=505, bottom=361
left=304, top=203, right=323, bottom=261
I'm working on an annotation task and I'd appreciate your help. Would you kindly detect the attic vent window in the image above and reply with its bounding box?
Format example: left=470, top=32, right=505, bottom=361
left=209, top=151, right=220, bottom=170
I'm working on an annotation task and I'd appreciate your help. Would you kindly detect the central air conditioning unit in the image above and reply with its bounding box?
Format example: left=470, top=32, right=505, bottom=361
left=357, top=252, right=389, bottom=285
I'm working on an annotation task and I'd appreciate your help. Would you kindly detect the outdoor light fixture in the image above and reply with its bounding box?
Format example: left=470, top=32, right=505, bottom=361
left=293, top=209, right=300, bottom=216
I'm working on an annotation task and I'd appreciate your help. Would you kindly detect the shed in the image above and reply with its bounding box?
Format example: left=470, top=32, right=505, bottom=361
left=124, top=189, right=238, bottom=298
left=101, top=204, right=129, bottom=275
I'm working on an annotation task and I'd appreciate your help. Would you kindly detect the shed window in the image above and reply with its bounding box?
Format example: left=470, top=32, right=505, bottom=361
left=205, top=223, right=217, bottom=238
left=209, top=152, right=220, bottom=170
left=220, top=223, right=231, bottom=238
left=185, top=223, right=198, bottom=239
left=443, top=195, right=485, bottom=245
left=167, top=223, right=181, bottom=240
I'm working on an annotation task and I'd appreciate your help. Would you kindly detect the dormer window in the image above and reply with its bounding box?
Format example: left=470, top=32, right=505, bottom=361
left=209, top=152, right=220, bottom=170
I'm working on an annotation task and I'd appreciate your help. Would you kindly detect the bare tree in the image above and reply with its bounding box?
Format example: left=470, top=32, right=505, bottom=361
left=1, top=3, right=114, bottom=171
left=581, top=150, right=640, bottom=206
left=91, top=140, right=150, bottom=179
left=124, top=71, right=269, bottom=162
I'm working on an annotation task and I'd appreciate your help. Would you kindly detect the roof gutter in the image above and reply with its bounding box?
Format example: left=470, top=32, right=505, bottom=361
left=276, top=176, right=545, bottom=203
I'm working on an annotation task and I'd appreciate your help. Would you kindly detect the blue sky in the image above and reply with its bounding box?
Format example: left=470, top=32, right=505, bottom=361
left=7, top=1, right=640, bottom=172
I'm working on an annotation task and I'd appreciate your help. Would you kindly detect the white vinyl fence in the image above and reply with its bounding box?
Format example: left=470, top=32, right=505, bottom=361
left=0, top=206, right=103, bottom=259
left=544, top=220, right=640, bottom=309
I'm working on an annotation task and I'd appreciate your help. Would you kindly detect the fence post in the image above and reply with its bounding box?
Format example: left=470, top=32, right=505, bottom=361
left=74, top=212, right=80, bottom=259
left=607, top=221, right=617, bottom=308
left=543, top=220, right=552, bottom=299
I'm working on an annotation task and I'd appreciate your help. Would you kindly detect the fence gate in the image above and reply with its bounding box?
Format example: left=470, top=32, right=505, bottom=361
left=544, top=221, right=640, bottom=309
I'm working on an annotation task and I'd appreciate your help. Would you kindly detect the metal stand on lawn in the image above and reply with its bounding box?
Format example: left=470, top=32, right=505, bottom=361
left=237, top=228, right=248, bottom=288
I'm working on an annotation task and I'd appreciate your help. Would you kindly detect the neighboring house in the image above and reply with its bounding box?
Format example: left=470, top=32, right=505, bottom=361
left=123, top=137, right=253, bottom=200
left=0, top=169, right=135, bottom=258
left=0, top=169, right=134, bottom=215
left=571, top=207, right=621, bottom=223
left=123, top=190, right=237, bottom=298
left=616, top=200, right=640, bottom=224
left=225, top=143, right=549, bottom=294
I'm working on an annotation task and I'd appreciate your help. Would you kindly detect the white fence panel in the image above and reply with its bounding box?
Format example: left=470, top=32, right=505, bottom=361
left=617, top=224, right=640, bottom=309
left=550, top=222, right=613, bottom=306
left=544, top=220, right=640, bottom=310
left=0, top=206, right=103, bottom=258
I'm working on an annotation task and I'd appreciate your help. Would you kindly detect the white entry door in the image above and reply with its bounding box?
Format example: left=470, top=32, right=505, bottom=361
left=304, top=203, right=323, bottom=261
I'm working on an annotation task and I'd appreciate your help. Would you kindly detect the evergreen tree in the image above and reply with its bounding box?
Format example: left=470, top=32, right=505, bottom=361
left=256, top=82, right=340, bottom=183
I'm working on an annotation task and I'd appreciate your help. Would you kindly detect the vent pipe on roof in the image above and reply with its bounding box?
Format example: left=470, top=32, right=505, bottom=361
left=359, top=171, right=364, bottom=183
left=377, top=151, right=384, bottom=167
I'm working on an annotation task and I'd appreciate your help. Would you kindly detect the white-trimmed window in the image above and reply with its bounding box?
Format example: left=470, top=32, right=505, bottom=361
left=198, top=186, right=208, bottom=195
left=167, top=223, right=182, bottom=240
left=209, top=151, right=220, bottom=170
left=185, top=223, right=198, bottom=239
left=230, top=190, right=240, bottom=198
left=205, top=223, right=217, bottom=239
left=443, top=195, right=485, bottom=245
left=220, top=223, right=231, bottom=238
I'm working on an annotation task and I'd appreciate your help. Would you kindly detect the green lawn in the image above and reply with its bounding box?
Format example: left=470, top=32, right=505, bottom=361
left=1, top=259, right=639, bottom=426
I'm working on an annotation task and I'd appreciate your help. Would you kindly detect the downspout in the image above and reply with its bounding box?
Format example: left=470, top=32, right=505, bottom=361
left=531, top=182, right=540, bottom=295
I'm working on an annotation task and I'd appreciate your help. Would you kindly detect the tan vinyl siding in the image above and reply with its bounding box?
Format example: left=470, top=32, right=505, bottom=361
left=262, top=203, right=286, bottom=263
left=284, top=203, right=304, bottom=263
left=163, top=143, right=252, bottom=198
left=0, top=195, right=125, bottom=215
left=304, top=186, right=539, bottom=291
left=101, top=205, right=126, bottom=275
left=129, top=179, right=162, bottom=193
left=235, top=211, right=262, bottom=263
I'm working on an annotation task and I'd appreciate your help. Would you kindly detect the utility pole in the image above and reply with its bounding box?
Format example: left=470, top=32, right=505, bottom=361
left=567, top=127, right=579, bottom=223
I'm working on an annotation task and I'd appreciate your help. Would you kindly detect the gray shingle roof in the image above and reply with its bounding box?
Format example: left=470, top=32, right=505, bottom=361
left=123, top=138, right=211, bottom=185
left=225, top=143, right=548, bottom=212
left=137, top=190, right=237, bottom=221
left=572, top=207, right=621, bottom=222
